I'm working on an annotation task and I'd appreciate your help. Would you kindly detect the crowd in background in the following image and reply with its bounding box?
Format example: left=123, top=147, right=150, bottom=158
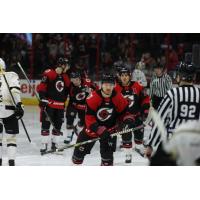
left=0, top=33, right=200, bottom=83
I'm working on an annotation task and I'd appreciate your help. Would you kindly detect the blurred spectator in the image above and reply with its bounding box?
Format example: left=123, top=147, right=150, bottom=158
left=75, top=34, right=89, bottom=68
left=47, top=37, right=58, bottom=62
left=0, top=33, right=199, bottom=82
left=88, top=34, right=98, bottom=75
left=132, top=63, right=147, bottom=87
left=167, top=47, right=179, bottom=71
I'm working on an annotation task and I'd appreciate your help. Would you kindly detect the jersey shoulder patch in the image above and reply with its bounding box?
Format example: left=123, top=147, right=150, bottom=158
left=131, top=81, right=143, bottom=93
left=44, top=69, right=51, bottom=74
left=43, top=69, right=57, bottom=81
left=86, top=90, right=102, bottom=110
left=5, top=72, right=20, bottom=87
left=5, top=71, right=19, bottom=78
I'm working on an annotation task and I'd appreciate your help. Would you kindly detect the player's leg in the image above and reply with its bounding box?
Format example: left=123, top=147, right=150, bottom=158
left=51, top=108, right=64, bottom=151
left=100, top=137, right=117, bottom=166
left=0, top=120, right=3, bottom=166
left=134, top=118, right=145, bottom=156
left=121, top=131, right=133, bottom=163
left=72, top=130, right=95, bottom=165
left=74, top=110, right=85, bottom=136
left=64, top=105, right=76, bottom=144
left=3, top=115, right=19, bottom=166
left=40, top=107, right=52, bottom=153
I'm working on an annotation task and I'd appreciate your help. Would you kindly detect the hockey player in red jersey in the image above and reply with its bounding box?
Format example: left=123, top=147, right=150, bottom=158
left=37, top=58, right=71, bottom=153
left=115, top=67, right=150, bottom=163
left=64, top=71, right=98, bottom=144
left=72, top=74, right=135, bottom=166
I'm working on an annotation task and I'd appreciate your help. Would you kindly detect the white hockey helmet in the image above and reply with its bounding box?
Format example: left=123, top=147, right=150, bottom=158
left=0, top=58, right=6, bottom=70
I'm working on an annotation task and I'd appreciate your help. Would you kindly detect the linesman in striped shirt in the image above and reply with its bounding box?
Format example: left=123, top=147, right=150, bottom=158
left=149, top=63, right=172, bottom=109
left=145, top=62, right=200, bottom=159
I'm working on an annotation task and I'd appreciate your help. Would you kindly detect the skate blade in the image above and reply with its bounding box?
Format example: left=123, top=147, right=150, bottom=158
left=40, top=148, right=64, bottom=156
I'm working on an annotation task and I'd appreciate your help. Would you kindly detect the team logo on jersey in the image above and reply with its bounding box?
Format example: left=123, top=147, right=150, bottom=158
left=76, top=92, right=86, bottom=101
left=97, top=108, right=113, bottom=121
left=55, top=81, right=64, bottom=92
left=124, top=95, right=134, bottom=107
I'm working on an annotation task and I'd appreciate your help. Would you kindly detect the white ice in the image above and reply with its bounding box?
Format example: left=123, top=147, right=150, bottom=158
left=1, top=106, right=150, bottom=166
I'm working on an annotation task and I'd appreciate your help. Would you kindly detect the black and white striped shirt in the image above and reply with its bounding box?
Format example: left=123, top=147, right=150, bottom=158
left=149, top=73, right=172, bottom=98
left=148, top=85, right=200, bottom=150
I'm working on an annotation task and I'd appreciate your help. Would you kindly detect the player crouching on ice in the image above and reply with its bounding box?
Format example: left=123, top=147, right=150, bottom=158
left=0, top=58, right=24, bottom=166
left=72, top=73, right=136, bottom=166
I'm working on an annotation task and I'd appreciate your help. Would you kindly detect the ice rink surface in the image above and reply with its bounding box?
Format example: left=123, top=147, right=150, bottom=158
left=1, top=106, right=150, bottom=166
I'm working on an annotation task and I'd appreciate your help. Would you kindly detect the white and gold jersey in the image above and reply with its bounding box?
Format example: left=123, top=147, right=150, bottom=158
left=0, top=72, right=21, bottom=118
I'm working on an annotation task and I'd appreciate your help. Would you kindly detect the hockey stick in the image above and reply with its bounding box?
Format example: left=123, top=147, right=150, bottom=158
left=17, top=62, right=60, bottom=134
left=41, top=124, right=145, bottom=155
left=0, top=69, right=31, bottom=143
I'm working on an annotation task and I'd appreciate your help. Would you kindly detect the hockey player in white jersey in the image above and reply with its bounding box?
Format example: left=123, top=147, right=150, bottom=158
left=150, top=120, right=200, bottom=166
left=0, top=58, right=24, bottom=166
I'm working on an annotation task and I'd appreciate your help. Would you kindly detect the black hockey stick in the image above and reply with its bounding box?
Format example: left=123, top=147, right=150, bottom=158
left=1, top=70, right=31, bottom=143
left=41, top=124, right=145, bottom=155
left=17, top=62, right=60, bottom=134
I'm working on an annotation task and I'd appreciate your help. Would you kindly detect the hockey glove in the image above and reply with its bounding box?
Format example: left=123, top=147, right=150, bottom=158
left=39, top=99, right=49, bottom=108
left=122, top=113, right=135, bottom=129
left=123, top=118, right=135, bottom=130
left=96, top=126, right=110, bottom=140
left=145, top=145, right=153, bottom=158
left=14, top=102, right=24, bottom=119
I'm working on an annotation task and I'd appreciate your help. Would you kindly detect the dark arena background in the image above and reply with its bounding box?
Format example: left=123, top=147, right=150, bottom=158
left=0, top=33, right=200, bottom=166
left=1, top=33, right=200, bottom=79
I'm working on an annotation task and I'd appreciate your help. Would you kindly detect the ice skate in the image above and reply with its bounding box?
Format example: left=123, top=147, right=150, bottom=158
left=40, top=143, right=48, bottom=155
left=64, top=129, right=74, bottom=144
left=135, top=144, right=145, bottom=157
left=124, top=148, right=132, bottom=163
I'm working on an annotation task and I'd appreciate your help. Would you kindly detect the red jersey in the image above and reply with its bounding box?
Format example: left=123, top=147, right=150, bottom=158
left=115, top=81, right=150, bottom=117
left=37, top=69, right=70, bottom=109
left=69, top=78, right=98, bottom=110
left=85, top=89, right=133, bottom=138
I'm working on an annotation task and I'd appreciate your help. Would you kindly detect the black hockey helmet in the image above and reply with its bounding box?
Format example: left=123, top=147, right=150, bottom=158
left=116, top=65, right=123, bottom=73
left=57, top=57, right=70, bottom=66
left=114, top=63, right=124, bottom=73
left=177, top=62, right=196, bottom=82
left=118, top=67, right=131, bottom=76
left=152, top=63, right=165, bottom=69
left=70, top=71, right=81, bottom=79
left=101, top=73, right=115, bottom=84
